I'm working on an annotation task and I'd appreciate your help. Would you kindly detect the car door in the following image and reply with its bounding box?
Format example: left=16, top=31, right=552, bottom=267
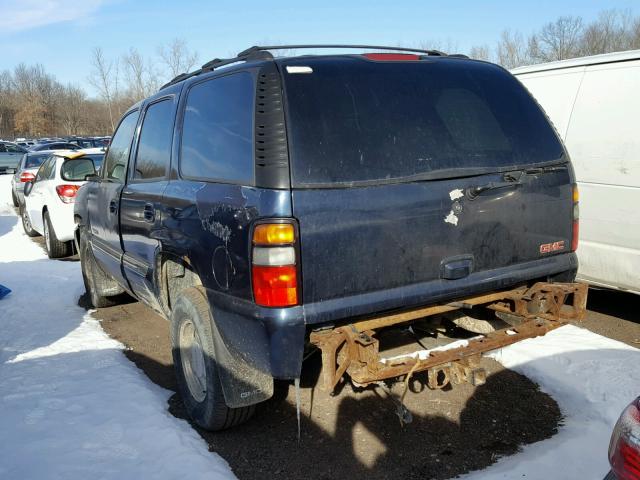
left=26, top=156, right=55, bottom=234
left=88, top=110, right=140, bottom=286
left=120, top=97, right=176, bottom=308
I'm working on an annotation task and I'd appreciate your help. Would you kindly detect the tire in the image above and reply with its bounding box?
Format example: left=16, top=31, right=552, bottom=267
left=20, top=204, right=39, bottom=237
left=43, top=211, right=71, bottom=259
left=171, top=286, right=255, bottom=431
left=79, top=228, right=118, bottom=308
left=11, top=189, right=19, bottom=208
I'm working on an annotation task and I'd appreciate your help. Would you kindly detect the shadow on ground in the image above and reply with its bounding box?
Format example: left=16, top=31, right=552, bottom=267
left=94, top=299, right=562, bottom=480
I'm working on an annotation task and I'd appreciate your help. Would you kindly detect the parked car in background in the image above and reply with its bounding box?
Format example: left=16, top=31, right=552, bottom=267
left=29, top=142, right=81, bottom=152
left=0, top=141, right=28, bottom=174
left=605, top=396, right=640, bottom=479
left=75, top=45, right=583, bottom=431
left=11, top=151, right=56, bottom=207
left=22, top=151, right=99, bottom=258
left=513, top=50, right=640, bottom=295
left=65, top=137, right=109, bottom=149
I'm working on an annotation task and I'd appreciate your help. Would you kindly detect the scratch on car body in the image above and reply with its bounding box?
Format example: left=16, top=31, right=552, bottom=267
left=449, top=189, right=464, bottom=201
left=444, top=211, right=459, bottom=226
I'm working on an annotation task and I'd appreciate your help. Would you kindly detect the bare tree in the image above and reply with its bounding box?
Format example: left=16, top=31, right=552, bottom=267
left=469, top=44, right=491, bottom=62
left=532, top=16, right=583, bottom=62
left=59, top=84, right=86, bottom=135
left=122, top=48, right=159, bottom=101
left=88, top=47, right=119, bottom=131
left=158, top=38, right=198, bottom=79
left=496, top=30, right=530, bottom=69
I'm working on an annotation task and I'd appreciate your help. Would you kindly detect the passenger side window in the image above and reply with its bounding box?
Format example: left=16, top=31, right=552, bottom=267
left=133, top=99, right=174, bottom=180
left=103, top=111, right=139, bottom=182
left=180, top=72, right=254, bottom=184
left=0, top=144, right=6, bottom=153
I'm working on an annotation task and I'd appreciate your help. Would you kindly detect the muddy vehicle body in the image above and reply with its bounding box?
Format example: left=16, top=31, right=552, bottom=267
left=75, top=45, right=585, bottom=430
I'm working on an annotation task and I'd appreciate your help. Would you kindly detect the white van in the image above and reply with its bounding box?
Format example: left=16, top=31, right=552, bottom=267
left=513, top=51, right=640, bottom=294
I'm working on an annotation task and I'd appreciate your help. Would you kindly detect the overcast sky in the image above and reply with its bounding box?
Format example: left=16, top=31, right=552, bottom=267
left=1, top=0, right=638, bottom=96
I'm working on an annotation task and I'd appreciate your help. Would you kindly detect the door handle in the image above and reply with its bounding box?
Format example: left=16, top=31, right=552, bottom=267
left=109, top=200, right=118, bottom=214
left=143, top=203, right=155, bottom=223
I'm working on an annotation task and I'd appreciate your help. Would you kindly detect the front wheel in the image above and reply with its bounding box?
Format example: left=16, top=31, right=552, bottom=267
left=171, top=287, right=255, bottom=431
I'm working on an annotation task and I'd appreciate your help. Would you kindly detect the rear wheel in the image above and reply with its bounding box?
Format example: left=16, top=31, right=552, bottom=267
left=43, top=211, right=71, bottom=258
left=79, top=228, right=118, bottom=308
left=20, top=205, right=39, bottom=237
left=171, top=287, right=255, bottom=431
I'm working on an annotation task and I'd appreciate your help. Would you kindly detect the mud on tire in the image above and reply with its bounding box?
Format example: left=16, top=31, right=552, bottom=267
left=79, top=227, right=120, bottom=308
left=170, top=286, right=255, bottom=431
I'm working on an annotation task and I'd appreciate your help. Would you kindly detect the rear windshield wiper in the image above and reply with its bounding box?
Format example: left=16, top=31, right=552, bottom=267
left=467, top=163, right=567, bottom=199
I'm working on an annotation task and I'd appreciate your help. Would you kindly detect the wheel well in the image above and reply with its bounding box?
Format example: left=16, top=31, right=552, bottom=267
left=160, top=255, right=202, bottom=314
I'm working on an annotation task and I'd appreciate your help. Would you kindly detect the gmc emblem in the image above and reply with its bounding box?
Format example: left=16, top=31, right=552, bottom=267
left=540, top=241, right=565, bottom=254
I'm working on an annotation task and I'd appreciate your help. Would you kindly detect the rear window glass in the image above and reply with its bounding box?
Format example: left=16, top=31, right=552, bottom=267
left=61, top=158, right=97, bottom=181
left=25, top=153, right=49, bottom=169
left=282, top=58, right=564, bottom=187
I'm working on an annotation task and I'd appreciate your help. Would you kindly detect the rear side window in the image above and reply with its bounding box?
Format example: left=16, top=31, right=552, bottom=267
left=133, top=99, right=174, bottom=180
left=180, top=72, right=254, bottom=184
left=282, top=58, right=565, bottom=187
left=61, top=158, right=97, bottom=181
left=25, top=154, right=48, bottom=169
left=103, top=111, right=139, bottom=182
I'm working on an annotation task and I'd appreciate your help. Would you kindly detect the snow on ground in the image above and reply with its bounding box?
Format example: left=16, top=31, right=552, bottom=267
left=0, top=174, right=638, bottom=479
left=0, top=175, right=234, bottom=479
left=463, top=324, right=640, bottom=480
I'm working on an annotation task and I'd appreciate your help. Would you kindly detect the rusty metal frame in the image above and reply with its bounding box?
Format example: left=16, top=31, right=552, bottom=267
left=310, top=282, right=588, bottom=392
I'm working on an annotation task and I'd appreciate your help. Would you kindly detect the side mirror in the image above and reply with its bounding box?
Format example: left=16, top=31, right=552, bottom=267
left=85, top=174, right=100, bottom=182
left=23, top=180, right=34, bottom=197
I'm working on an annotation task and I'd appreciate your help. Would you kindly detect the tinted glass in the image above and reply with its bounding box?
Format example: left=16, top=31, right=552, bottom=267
left=133, top=99, right=174, bottom=180
left=0, top=144, right=6, bottom=153
left=6, top=144, right=25, bottom=153
left=180, top=72, right=254, bottom=184
left=25, top=153, right=49, bottom=169
left=83, top=153, right=104, bottom=172
left=36, top=157, right=54, bottom=181
left=282, top=58, right=565, bottom=186
left=103, top=111, right=139, bottom=182
left=61, top=158, right=96, bottom=181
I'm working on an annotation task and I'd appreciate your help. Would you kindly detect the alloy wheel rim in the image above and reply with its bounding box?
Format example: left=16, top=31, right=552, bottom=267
left=179, top=319, right=207, bottom=402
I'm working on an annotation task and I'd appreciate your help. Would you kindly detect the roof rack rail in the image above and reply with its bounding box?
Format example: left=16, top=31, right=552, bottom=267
left=159, top=50, right=274, bottom=90
left=159, top=44, right=447, bottom=91
left=237, top=44, right=446, bottom=57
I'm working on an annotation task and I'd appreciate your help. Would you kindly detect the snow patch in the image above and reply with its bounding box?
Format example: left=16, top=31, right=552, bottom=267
left=444, top=210, right=459, bottom=225
left=449, top=188, right=465, bottom=200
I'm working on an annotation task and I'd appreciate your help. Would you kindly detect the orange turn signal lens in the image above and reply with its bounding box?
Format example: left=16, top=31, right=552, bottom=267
left=253, top=223, right=295, bottom=245
left=573, top=185, right=579, bottom=203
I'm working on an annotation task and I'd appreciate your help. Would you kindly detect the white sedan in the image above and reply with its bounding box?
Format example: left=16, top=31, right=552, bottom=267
left=22, top=151, right=102, bottom=258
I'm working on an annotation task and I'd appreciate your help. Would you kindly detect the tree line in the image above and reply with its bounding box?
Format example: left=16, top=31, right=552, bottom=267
left=0, top=38, right=198, bottom=139
left=1, top=9, right=639, bottom=139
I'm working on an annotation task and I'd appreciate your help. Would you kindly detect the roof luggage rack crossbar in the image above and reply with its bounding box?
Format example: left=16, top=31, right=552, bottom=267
left=237, top=44, right=447, bottom=57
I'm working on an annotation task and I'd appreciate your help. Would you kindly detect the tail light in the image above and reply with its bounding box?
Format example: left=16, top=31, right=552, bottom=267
left=251, top=222, right=299, bottom=307
left=20, top=172, right=35, bottom=183
left=55, top=184, right=80, bottom=204
left=363, top=53, right=420, bottom=61
left=609, top=397, right=640, bottom=480
left=572, top=184, right=579, bottom=251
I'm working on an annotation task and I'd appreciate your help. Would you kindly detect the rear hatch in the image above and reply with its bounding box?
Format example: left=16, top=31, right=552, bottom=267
left=280, top=56, right=574, bottom=305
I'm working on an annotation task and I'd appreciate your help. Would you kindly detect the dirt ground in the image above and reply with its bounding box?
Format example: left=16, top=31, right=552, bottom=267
left=91, top=296, right=562, bottom=480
